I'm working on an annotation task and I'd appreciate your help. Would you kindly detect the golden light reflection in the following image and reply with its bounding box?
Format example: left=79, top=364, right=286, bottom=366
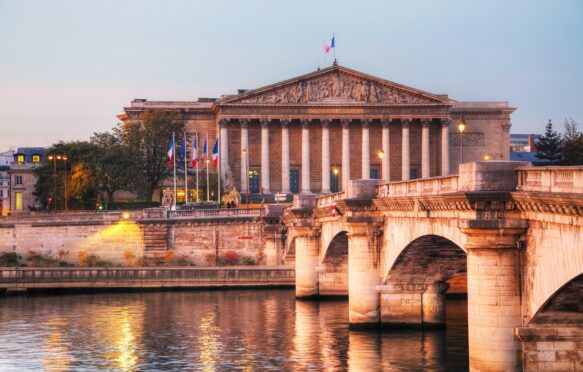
left=76, top=221, right=143, bottom=263
left=199, top=312, right=222, bottom=372
left=42, top=317, right=71, bottom=372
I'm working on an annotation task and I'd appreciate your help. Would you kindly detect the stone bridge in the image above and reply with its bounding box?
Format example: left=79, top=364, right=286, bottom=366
left=283, top=162, right=583, bottom=371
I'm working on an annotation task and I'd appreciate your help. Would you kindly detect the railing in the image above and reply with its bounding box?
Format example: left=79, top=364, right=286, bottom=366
left=516, top=166, right=583, bottom=193
left=168, top=207, right=265, bottom=219
left=316, top=192, right=346, bottom=208
left=0, top=267, right=295, bottom=289
left=376, top=175, right=460, bottom=198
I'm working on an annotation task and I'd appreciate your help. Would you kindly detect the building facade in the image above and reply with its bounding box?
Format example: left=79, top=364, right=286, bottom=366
left=119, top=65, right=514, bottom=199
left=7, top=148, right=45, bottom=214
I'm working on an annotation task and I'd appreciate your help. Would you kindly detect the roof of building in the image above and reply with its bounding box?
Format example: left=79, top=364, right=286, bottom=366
left=510, top=151, right=551, bottom=163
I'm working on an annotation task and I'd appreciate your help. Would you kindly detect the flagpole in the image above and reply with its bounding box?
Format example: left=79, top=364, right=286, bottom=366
left=172, top=132, right=177, bottom=209
left=217, top=133, right=221, bottom=207
left=196, top=132, right=199, bottom=203
left=333, top=32, right=336, bottom=62
left=206, top=131, right=210, bottom=202
left=184, top=133, right=188, bottom=204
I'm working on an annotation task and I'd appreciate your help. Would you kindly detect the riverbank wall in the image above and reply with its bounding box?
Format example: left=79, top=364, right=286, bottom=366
left=0, top=207, right=287, bottom=267
left=0, top=266, right=295, bottom=293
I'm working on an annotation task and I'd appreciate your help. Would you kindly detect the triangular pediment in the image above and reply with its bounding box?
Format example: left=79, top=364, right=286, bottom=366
left=219, top=65, right=454, bottom=105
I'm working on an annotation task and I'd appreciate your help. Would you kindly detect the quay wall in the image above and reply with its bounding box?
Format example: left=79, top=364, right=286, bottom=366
left=0, top=266, right=295, bottom=291
left=0, top=210, right=276, bottom=267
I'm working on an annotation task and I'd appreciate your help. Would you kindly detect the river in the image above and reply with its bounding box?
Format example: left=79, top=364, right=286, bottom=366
left=0, top=289, right=468, bottom=371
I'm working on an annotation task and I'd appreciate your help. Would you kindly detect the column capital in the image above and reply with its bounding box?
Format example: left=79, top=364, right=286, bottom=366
left=441, top=118, right=451, bottom=127
left=260, top=119, right=270, bottom=128
left=320, top=119, right=331, bottom=128
left=341, top=119, right=351, bottom=129
left=381, top=120, right=391, bottom=128
left=421, top=119, right=431, bottom=128
left=361, top=119, right=371, bottom=128
left=219, top=118, right=230, bottom=128
left=300, top=119, right=311, bottom=128
left=401, top=118, right=412, bottom=128
left=280, top=119, right=291, bottom=128
left=239, top=119, right=250, bottom=128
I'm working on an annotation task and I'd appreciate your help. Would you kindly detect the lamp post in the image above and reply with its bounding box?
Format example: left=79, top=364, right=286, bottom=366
left=333, top=167, right=339, bottom=193
left=63, top=156, right=68, bottom=212
left=47, top=154, right=67, bottom=212
left=377, top=150, right=384, bottom=180
left=457, top=118, right=466, bottom=165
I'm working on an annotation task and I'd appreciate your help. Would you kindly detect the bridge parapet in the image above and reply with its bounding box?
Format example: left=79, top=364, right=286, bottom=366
left=316, top=192, right=346, bottom=208
left=376, top=161, right=531, bottom=198
left=516, top=166, right=583, bottom=193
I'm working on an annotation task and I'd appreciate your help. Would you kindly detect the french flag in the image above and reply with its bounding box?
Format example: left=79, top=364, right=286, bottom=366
left=212, top=138, right=219, bottom=168
left=191, top=134, right=198, bottom=168
left=324, top=35, right=335, bottom=53
left=167, top=136, right=174, bottom=168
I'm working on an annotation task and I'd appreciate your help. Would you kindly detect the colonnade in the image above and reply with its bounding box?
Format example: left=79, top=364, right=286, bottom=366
left=219, top=118, right=451, bottom=194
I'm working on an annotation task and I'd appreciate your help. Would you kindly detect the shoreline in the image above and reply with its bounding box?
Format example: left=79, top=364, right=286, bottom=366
left=0, top=266, right=295, bottom=295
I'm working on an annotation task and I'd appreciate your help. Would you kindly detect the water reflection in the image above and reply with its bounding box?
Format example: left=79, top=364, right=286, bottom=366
left=0, top=291, right=468, bottom=370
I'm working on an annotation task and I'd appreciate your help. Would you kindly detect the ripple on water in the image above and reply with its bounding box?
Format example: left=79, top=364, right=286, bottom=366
left=0, top=290, right=468, bottom=371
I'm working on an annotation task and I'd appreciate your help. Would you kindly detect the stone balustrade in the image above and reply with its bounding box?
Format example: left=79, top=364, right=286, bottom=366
left=376, top=175, right=460, bottom=198
left=316, top=192, right=346, bottom=208
left=167, top=207, right=265, bottom=219
left=517, top=166, right=583, bottom=193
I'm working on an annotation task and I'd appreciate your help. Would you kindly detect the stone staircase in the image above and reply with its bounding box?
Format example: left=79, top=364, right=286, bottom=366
left=143, top=224, right=168, bottom=260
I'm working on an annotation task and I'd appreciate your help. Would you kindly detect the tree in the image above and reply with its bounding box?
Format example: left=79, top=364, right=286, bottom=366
left=117, top=110, right=183, bottom=201
left=561, top=118, right=583, bottom=165
left=536, top=119, right=562, bottom=164
left=90, top=131, right=138, bottom=198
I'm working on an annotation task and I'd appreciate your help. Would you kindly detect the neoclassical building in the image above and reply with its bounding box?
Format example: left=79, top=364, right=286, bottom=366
left=119, top=65, right=514, bottom=199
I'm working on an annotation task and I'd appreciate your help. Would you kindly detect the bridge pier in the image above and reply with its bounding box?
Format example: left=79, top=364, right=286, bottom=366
left=294, top=226, right=320, bottom=299
left=377, top=282, right=449, bottom=328
left=347, top=221, right=381, bottom=328
left=463, top=220, right=527, bottom=372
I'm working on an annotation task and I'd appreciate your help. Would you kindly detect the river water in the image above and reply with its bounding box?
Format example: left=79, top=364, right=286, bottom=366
left=0, top=289, right=468, bottom=371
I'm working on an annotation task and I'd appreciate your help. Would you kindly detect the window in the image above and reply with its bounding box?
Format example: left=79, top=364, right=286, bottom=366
left=0, top=190, right=3, bottom=197
left=15, top=192, right=22, bottom=210
left=15, top=176, right=23, bottom=185
left=32, top=155, right=40, bottom=163
left=16, top=155, right=24, bottom=164
left=370, top=169, right=379, bottom=179
left=248, top=170, right=260, bottom=194
left=290, top=170, right=300, bottom=194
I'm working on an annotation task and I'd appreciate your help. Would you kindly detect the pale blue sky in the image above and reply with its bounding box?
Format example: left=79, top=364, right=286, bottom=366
left=0, top=0, right=582, bottom=150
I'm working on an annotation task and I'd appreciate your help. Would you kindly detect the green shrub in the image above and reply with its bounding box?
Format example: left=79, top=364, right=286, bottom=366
left=241, top=256, right=257, bottom=265
left=26, top=250, right=60, bottom=267
left=84, top=254, right=114, bottom=267
left=0, top=252, right=22, bottom=267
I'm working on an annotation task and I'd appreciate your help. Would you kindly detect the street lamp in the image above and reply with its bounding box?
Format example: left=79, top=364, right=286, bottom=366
left=457, top=118, right=466, bottom=164
left=47, top=154, right=67, bottom=213
left=62, top=156, right=68, bottom=212
left=333, top=167, right=339, bottom=192
left=377, top=150, right=384, bottom=180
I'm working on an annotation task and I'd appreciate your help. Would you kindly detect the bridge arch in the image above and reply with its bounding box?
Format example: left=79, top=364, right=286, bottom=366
left=381, top=217, right=467, bottom=282
left=529, top=273, right=583, bottom=326
left=319, top=231, right=349, bottom=297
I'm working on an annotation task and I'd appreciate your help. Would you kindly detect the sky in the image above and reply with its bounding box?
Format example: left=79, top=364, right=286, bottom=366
left=0, top=0, right=582, bottom=150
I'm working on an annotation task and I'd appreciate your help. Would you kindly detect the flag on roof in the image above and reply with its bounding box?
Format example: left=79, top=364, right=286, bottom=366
left=324, top=35, right=335, bottom=53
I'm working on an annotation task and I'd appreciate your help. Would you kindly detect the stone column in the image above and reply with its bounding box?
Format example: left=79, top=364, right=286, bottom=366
left=280, top=120, right=291, bottom=193
left=240, top=119, right=249, bottom=194
left=421, top=281, right=449, bottom=326
left=301, top=119, right=311, bottom=194
left=361, top=119, right=371, bottom=180
left=401, top=119, right=411, bottom=181
left=321, top=119, right=331, bottom=194
left=294, top=226, right=320, bottom=299
left=462, top=220, right=527, bottom=372
left=219, top=119, right=229, bottom=183
left=348, top=221, right=381, bottom=327
left=260, top=119, right=271, bottom=194
left=421, top=119, right=431, bottom=179
left=381, top=120, right=390, bottom=181
left=441, top=118, right=450, bottom=176
left=341, top=119, right=351, bottom=191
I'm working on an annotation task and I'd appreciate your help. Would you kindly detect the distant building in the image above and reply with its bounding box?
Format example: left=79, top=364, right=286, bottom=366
left=0, top=166, right=9, bottom=216
left=510, top=133, right=541, bottom=152
left=0, top=149, right=15, bottom=167
left=510, top=151, right=551, bottom=165
left=7, top=147, right=46, bottom=214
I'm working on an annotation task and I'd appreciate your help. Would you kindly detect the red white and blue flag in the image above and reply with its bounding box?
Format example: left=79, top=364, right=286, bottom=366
left=212, top=138, right=219, bottom=168
left=191, top=134, right=198, bottom=168
left=324, top=35, right=335, bottom=54
left=167, top=135, right=174, bottom=168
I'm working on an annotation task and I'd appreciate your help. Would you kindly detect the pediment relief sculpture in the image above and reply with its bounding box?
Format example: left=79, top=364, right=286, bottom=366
left=236, top=72, right=438, bottom=105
